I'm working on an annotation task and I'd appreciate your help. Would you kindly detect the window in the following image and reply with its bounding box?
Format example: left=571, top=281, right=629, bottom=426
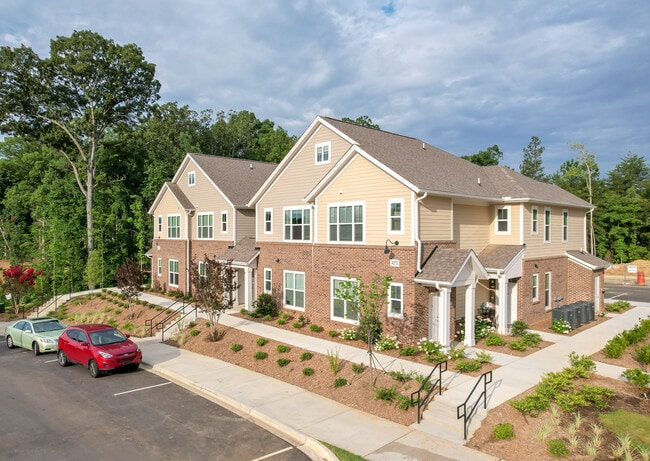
left=197, top=213, right=213, bottom=239
left=562, top=210, right=569, bottom=242
left=388, top=199, right=403, bottom=233
left=332, top=277, right=358, bottom=322
left=388, top=283, right=403, bottom=317
left=496, top=207, right=509, bottom=233
left=284, top=271, right=305, bottom=310
left=329, top=203, right=364, bottom=243
left=198, top=261, right=206, bottom=279
left=264, top=208, right=273, bottom=234
left=315, top=142, right=330, bottom=164
left=544, top=272, right=551, bottom=309
left=284, top=208, right=311, bottom=241
left=544, top=208, right=551, bottom=242
left=167, top=215, right=181, bottom=239
left=188, top=171, right=195, bottom=186
left=157, top=215, right=163, bottom=234
left=157, top=258, right=162, bottom=276
left=532, top=273, right=538, bottom=301
left=531, top=207, right=538, bottom=234
left=169, top=260, right=179, bottom=286
left=264, top=268, right=272, bottom=293
left=221, top=211, right=228, bottom=234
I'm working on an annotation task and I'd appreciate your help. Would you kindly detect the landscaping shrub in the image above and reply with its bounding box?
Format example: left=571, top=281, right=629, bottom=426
left=485, top=334, right=506, bottom=346
left=230, top=343, right=243, bottom=352
left=339, top=328, right=357, bottom=340
left=621, top=368, right=650, bottom=394
left=277, top=319, right=287, bottom=325
left=493, top=423, right=515, bottom=440
left=395, top=394, right=413, bottom=411
left=300, top=352, right=313, bottom=361
left=605, top=300, right=630, bottom=312
left=374, top=385, right=399, bottom=401
left=277, top=358, right=291, bottom=367
left=522, top=332, right=542, bottom=348
left=455, top=359, right=482, bottom=373
left=634, top=344, right=650, bottom=365
left=309, top=324, right=323, bottom=332
left=333, top=377, right=347, bottom=388
left=276, top=344, right=291, bottom=353
left=389, top=370, right=415, bottom=382
left=603, top=334, right=627, bottom=358
left=263, top=314, right=272, bottom=321
left=375, top=335, right=400, bottom=351
left=547, top=439, right=569, bottom=457
left=327, top=350, right=342, bottom=374
left=302, top=367, right=315, bottom=376
left=292, top=322, right=303, bottom=328
left=253, top=293, right=277, bottom=317
left=190, top=329, right=200, bottom=336
left=511, top=320, right=529, bottom=336
left=256, top=337, right=268, bottom=347
left=449, top=345, right=466, bottom=360
left=253, top=351, right=268, bottom=360
left=551, top=319, right=571, bottom=334
left=328, top=330, right=337, bottom=337
left=351, top=363, right=365, bottom=374
left=417, top=337, right=442, bottom=355
left=399, top=346, right=418, bottom=356
left=475, top=351, right=493, bottom=364
left=475, top=316, right=495, bottom=339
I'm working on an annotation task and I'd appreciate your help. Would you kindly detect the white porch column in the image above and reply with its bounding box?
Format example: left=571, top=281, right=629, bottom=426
left=244, top=267, right=252, bottom=311
left=497, top=275, right=509, bottom=334
left=439, top=287, right=451, bottom=347
left=464, top=283, right=476, bottom=346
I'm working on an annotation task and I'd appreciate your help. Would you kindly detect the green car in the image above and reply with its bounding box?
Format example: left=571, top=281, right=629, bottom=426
left=5, top=317, right=67, bottom=355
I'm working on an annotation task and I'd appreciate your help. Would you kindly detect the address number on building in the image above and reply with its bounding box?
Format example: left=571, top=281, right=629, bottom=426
left=390, top=259, right=400, bottom=267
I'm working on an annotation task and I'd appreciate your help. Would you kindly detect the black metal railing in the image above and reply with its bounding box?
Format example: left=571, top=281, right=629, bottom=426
left=160, top=304, right=198, bottom=342
left=145, top=299, right=185, bottom=337
left=457, top=370, right=493, bottom=440
left=411, top=360, right=448, bottom=423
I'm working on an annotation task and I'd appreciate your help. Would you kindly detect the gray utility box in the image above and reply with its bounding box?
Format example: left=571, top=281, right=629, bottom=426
left=552, top=305, right=577, bottom=329
left=571, top=303, right=588, bottom=326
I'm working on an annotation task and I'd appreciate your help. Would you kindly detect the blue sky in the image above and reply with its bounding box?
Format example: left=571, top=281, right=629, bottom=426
left=2, top=0, right=649, bottom=175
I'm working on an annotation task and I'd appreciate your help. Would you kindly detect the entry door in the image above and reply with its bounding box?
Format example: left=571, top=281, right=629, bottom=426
left=429, top=292, right=440, bottom=342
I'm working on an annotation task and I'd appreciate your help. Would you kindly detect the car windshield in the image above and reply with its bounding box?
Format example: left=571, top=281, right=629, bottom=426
left=32, top=320, right=66, bottom=333
left=89, top=329, right=127, bottom=346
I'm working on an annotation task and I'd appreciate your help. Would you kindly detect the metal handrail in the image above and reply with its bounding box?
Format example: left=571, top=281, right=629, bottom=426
left=145, top=298, right=184, bottom=336
left=161, top=305, right=197, bottom=342
left=410, top=360, right=448, bottom=423
left=456, top=370, right=493, bottom=440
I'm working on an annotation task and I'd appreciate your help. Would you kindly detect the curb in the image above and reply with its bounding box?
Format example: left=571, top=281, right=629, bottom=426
left=141, top=361, right=338, bottom=461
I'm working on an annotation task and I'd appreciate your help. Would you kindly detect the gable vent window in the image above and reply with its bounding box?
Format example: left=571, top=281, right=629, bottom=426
left=315, top=142, right=331, bottom=164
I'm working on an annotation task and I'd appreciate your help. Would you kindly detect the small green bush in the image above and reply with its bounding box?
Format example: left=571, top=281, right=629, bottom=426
left=399, top=346, right=419, bottom=356
left=475, top=351, right=493, bottom=364
left=551, top=319, right=571, bottom=334
left=230, top=343, right=243, bottom=352
left=634, top=345, right=650, bottom=364
left=277, top=358, right=291, bottom=367
left=300, top=352, right=313, bottom=361
left=302, top=367, right=315, bottom=376
left=256, top=337, right=268, bottom=347
left=277, top=319, right=287, bottom=325
left=190, top=329, right=200, bottom=336
left=509, top=393, right=551, bottom=416
left=374, top=385, right=399, bottom=401
left=493, top=423, right=515, bottom=440
left=389, top=370, right=415, bottom=382
left=276, top=344, right=291, bottom=353
left=449, top=345, right=466, bottom=360
left=417, top=338, right=442, bottom=355
left=351, top=363, right=365, bottom=374
left=485, top=334, right=506, bottom=346
left=547, top=438, right=568, bottom=457
left=455, top=359, right=482, bottom=373
left=375, top=335, right=400, bottom=351
left=253, top=293, right=278, bottom=317
left=621, top=368, right=650, bottom=391
left=187, top=321, right=196, bottom=328
left=521, top=332, right=542, bottom=348
left=605, top=300, right=630, bottom=312
left=395, top=395, right=413, bottom=411
left=509, top=338, right=528, bottom=351
left=254, top=351, right=268, bottom=360
left=263, top=314, right=272, bottom=321
left=510, top=320, right=529, bottom=336
left=333, top=377, right=347, bottom=388
left=603, top=335, right=627, bottom=358
left=292, top=322, right=303, bottom=328
left=328, top=330, right=337, bottom=337
left=309, top=324, right=323, bottom=332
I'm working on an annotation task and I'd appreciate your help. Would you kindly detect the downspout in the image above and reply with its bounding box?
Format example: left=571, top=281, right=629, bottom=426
left=185, top=210, right=193, bottom=294
left=415, top=192, right=428, bottom=272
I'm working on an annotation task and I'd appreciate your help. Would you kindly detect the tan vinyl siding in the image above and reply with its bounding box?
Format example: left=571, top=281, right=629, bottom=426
left=316, top=155, right=412, bottom=246
left=256, top=125, right=352, bottom=242
left=153, top=192, right=186, bottom=240
left=235, top=209, right=256, bottom=241
left=419, top=195, right=452, bottom=240
left=523, top=205, right=586, bottom=258
left=454, top=204, right=490, bottom=251
left=490, top=203, right=522, bottom=246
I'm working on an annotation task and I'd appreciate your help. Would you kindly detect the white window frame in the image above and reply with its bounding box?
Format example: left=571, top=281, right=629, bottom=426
left=220, top=211, right=228, bottom=234
left=388, top=199, right=403, bottom=234
left=198, top=261, right=207, bottom=279
left=328, top=202, right=365, bottom=243
left=197, top=212, right=214, bottom=240
left=388, top=282, right=403, bottom=318
left=157, top=215, right=163, bottom=234
left=532, top=273, right=538, bottom=301
left=263, top=268, right=272, bottom=293
left=283, top=207, right=311, bottom=242
left=495, top=206, right=510, bottom=234
left=167, top=214, right=181, bottom=239
left=157, top=258, right=162, bottom=277
left=331, top=277, right=358, bottom=323
left=315, top=141, right=331, bottom=165
left=531, top=207, right=538, bottom=234
left=284, top=270, right=305, bottom=311
left=562, top=209, right=569, bottom=242
left=544, top=208, right=551, bottom=243
left=188, top=171, right=196, bottom=186
left=264, top=208, right=273, bottom=234
left=544, top=272, right=551, bottom=309
left=169, top=260, right=179, bottom=287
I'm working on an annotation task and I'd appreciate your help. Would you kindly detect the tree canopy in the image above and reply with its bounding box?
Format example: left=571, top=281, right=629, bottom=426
left=520, top=136, right=546, bottom=180
left=462, top=145, right=504, bottom=166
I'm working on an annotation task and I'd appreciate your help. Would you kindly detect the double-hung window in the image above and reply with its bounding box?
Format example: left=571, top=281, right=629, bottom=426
left=284, top=208, right=311, bottom=241
left=388, top=283, right=403, bottom=317
left=188, top=171, right=195, bottom=186
left=157, top=258, right=162, bottom=277
left=264, top=208, right=273, bottom=234
left=157, top=215, right=163, bottom=234
left=221, top=211, right=228, bottom=234
left=169, top=260, right=179, bottom=286
left=544, top=272, right=552, bottom=309
left=562, top=210, right=569, bottom=242
left=329, top=203, right=364, bottom=243
left=332, top=277, right=358, bottom=322
left=531, top=207, right=538, bottom=234
left=264, top=269, right=272, bottom=293
left=495, top=206, right=510, bottom=234
left=284, top=271, right=305, bottom=310
left=532, top=273, right=538, bottom=301
left=544, top=208, right=551, bottom=242
left=167, top=215, right=181, bottom=239
left=197, top=213, right=213, bottom=239
left=388, top=199, right=403, bottom=234
left=315, top=142, right=330, bottom=164
left=198, top=261, right=207, bottom=279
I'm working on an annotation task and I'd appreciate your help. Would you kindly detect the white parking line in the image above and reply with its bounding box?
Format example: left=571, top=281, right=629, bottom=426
left=609, top=293, right=627, bottom=299
left=251, top=446, right=294, bottom=461
left=113, top=382, right=171, bottom=396
left=45, top=359, right=58, bottom=363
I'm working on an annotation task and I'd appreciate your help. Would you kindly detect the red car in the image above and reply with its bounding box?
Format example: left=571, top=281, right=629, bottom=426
left=57, top=324, right=142, bottom=378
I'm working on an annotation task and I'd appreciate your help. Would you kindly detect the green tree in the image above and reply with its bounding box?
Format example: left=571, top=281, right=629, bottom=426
left=520, top=136, right=546, bottom=180
left=1, top=264, right=42, bottom=314
left=462, top=145, right=503, bottom=166
left=0, top=30, right=160, bottom=259
left=115, top=259, right=144, bottom=319
left=342, top=115, right=380, bottom=129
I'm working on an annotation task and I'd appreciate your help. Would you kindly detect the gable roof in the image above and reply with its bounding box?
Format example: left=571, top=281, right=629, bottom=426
left=415, top=247, right=488, bottom=286
left=216, top=237, right=260, bottom=267
left=566, top=250, right=611, bottom=271
left=147, top=182, right=195, bottom=215
left=478, top=244, right=526, bottom=270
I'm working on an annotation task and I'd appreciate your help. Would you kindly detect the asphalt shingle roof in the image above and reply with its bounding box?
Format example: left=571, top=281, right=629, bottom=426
left=478, top=245, right=525, bottom=270
left=415, top=248, right=473, bottom=284
left=566, top=250, right=611, bottom=270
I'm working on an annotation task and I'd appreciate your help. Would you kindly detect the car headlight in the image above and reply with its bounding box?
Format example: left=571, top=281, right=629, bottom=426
left=41, top=338, right=55, bottom=344
left=98, top=351, right=113, bottom=359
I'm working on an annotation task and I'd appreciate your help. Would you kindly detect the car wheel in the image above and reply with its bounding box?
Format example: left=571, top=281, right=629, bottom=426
left=129, top=363, right=140, bottom=372
left=89, top=359, right=101, bottom=378
left=33, top=342, right=41, bottom=356
left=6, top=335, right=14, bottom=349
left=57, top=350, right=69, bottom=367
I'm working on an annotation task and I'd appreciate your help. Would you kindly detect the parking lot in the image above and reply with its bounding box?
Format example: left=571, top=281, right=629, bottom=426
left=0, top=334, right=309, bottom=461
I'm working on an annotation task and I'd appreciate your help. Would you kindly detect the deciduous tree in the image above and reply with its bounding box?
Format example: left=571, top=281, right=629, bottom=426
left=115, top=259, right=144, bottom=318
left=462, top=145, right=503, bottom=166
left=1, top=264, right=42, bottom=314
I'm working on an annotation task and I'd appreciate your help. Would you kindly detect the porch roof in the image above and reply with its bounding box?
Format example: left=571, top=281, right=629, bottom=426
left=478, top=244, right=525, bottom=271
left=566, top=250, right=611, bottom=271
left=414, top=247, right=488, bottom=286
left=216, top=237, right=260, bottom=267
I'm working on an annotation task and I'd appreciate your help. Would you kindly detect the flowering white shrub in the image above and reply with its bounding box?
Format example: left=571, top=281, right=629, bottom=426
left=375, top=335, right=400, bottom=351
left=338, top=327, right=358, bottom=340
left=417, top=337, right=443, bottom=355
left=551, top=319, right=571, bottom=334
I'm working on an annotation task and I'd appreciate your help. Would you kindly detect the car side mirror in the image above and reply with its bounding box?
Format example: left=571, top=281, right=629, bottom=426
left=79, top=341, right=88, bottom=347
